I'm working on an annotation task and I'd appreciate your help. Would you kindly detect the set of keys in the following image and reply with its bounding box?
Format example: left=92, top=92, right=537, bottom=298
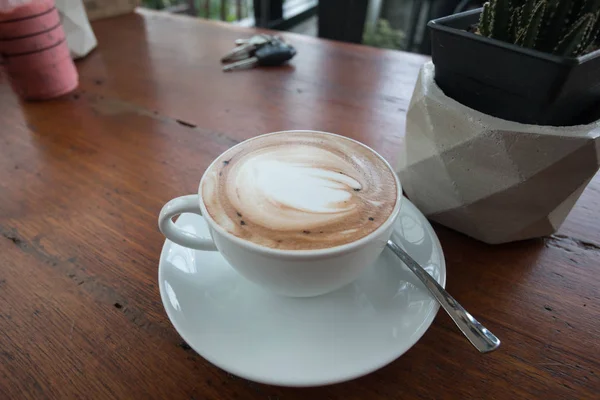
left=221, top=34, right=297, bottom=72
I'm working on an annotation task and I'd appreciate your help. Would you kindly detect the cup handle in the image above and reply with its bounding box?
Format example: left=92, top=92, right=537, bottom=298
left=158, top=194, right=218, bottom=251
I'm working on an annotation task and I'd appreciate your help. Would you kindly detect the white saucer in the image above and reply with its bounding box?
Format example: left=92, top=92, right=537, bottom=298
left=158, top=198, right=446, bottom=387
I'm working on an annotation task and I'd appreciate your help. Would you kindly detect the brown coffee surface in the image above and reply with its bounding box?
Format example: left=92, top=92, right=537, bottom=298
left=201, top=131, right=397, bottom=250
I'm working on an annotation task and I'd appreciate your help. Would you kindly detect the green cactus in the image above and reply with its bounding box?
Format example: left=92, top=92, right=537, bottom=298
left=478, top=0, right=600, bottom=56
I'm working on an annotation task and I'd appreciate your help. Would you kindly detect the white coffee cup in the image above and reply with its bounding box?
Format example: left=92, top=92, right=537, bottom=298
left=158, top=131, right=402, bottom=297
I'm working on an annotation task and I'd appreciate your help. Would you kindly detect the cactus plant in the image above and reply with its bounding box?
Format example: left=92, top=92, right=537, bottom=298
left=478, top=0, right=600, bottom=56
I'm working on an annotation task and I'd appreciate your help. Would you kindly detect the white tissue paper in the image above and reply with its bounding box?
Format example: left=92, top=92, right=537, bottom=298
left=398, top=61, right=600, bottom=244
left=56, top=0, right=97, bottom=59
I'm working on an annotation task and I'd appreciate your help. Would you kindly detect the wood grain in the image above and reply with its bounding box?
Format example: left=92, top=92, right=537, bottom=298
left=0, top=10, right=598, bottom=400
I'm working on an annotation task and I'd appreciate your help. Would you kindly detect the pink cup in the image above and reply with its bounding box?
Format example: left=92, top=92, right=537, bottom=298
left=1, top=23, right=65, bottom=54
left=0, top=0, right=78, bottom=100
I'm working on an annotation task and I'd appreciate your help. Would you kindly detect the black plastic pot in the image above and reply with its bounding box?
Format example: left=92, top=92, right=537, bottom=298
left=428, top=9, right=600, bottom=126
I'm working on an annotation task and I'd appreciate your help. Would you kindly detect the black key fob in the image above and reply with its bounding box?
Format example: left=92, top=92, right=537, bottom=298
left=255, top=43, right=297, bottom=66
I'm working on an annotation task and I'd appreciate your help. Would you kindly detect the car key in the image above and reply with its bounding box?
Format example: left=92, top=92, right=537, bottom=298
left=222, top=41, right=296, bottom=72
left=221, top=34, right=273, bottom=63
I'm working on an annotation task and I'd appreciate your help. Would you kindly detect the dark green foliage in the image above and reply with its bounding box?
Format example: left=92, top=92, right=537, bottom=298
left=554, top=12, right=595, bottom=54
left=518, top=0, right=546, bottom=47
left=492, top=0, right=512, bottom=41
left=478, top=0, right=600, bottom=56
left=480, top=2, right=493, bottom=36
left=362, top=19, right=406, bottom=50
left=521, top=0, right=537, bottom=28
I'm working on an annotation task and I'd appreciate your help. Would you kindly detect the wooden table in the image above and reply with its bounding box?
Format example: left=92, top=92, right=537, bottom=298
left=1, top=9, right=598, bottom=400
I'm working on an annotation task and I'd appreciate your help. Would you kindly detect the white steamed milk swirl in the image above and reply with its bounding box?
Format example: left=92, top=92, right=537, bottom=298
left=227, top=145, right=363, bottom=231
left=202, top=131, right=397, bottom=250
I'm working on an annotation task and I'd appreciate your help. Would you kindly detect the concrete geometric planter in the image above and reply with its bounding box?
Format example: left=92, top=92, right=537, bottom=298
left=398, top=62, right=600, bottom=244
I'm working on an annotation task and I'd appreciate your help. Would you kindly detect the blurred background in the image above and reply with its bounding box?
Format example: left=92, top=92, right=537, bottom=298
left=140, top=0, right=485, bottom=55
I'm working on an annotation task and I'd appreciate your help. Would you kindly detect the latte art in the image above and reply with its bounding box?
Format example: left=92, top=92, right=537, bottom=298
left=202, top=131, right=398, bottom=250
left=227, top=145, right=363, bottom=230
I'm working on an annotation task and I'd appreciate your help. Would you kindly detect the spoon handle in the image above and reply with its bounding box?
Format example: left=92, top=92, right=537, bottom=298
left=386, top=240, right=500, bottom=353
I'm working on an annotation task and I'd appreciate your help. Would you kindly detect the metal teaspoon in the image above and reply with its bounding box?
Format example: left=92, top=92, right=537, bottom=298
left=386, top=240, right=501, bottom=353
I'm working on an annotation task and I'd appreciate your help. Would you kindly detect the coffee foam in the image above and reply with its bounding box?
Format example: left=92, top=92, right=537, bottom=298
left=202, top=131, right=397, bottom=250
